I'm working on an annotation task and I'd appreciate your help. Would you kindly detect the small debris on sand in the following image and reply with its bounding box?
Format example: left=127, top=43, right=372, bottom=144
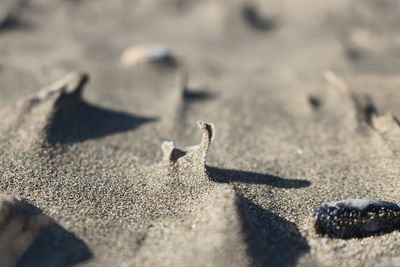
left=372, top=113, right=400, bottom=134
left=314, top=199, right=400, bottom=239
left=120, top=43, right=176, bottom=67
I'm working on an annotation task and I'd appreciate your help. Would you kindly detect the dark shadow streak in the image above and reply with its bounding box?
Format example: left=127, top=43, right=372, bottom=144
left=150, top=55, right=179, bottom=70
left=239, top=196, right=310, bottom=267
left=242, top=4, right=277, bottom=32
left=183, top=89, right=216, bottom=102
left=0, top=14, right=32, bottom=32
left=207, top=166, right=311, bottom=188
left=47, top=101, right=157, bottom=144
left=0, top=0, right=32, bottom=33
left=16, top=224, right=93, bottom=267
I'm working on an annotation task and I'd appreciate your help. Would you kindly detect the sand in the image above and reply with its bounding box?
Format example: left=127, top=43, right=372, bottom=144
left=0, top=0, right=400, bottom=266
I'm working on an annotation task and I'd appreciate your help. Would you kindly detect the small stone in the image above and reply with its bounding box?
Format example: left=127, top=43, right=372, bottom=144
left=372, top=113, right=400, bottom=134
left=323, top=70, right=349, bottom=94
left=120, top=43, right=176, bottom=67
left=314, top=199, right=400, bottom=239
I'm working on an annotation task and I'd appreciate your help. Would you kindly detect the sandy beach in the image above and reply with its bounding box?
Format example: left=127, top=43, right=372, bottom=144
left=0, top=0, right=400, bottom=266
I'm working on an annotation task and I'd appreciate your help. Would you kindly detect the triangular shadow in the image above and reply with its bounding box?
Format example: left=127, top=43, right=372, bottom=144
left=47, top=101, right=157, bottom=144
left=0, top=198, right=93, bottom=267
left=16, top=224, right=93, bottom=267
left=207, top=166, right=311, bottom=188
left=239, top=196, right=310, bottom=267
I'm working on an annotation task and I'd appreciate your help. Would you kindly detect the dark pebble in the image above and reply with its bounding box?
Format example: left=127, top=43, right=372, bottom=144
left=314, top=199, right=400, bottom=239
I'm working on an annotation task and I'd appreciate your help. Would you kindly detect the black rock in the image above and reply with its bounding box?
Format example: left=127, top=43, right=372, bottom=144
left=314, top=199, right=400, bottom=239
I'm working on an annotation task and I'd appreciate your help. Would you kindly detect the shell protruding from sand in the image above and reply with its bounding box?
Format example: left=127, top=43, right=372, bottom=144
left=323, top=69, right=349, bottom=94
left=371, top=113, right=400, bottom=134
left=161, top=121, right=215, bottom=172
left=121, top=43, right=176, bottom=67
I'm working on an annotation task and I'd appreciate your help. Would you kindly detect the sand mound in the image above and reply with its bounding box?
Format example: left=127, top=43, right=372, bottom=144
left=0, top=72, right=88, bottom=148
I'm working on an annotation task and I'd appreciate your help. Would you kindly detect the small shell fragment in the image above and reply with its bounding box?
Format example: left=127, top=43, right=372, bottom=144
left=372, top=113, right=400, bottom=134
left=120, top=43, right=175, bottom=67
left=314, top=199, right=400, bottom=239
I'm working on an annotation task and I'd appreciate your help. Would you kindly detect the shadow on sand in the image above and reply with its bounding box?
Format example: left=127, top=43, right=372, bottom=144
left=207, top=166, right=311, bottom=188
left=0, top=199, right=93, bottom=267
left=207, top=166, right=311, bottom=265
left=239, top=196, right=310, bottom=267
left=16, top=224, right=93, bottom=267
left=47, top=101, right=157, bottom=144
left=242, top=4, right=277, bottom=32
left=183, top=89, right=216, bottom=103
